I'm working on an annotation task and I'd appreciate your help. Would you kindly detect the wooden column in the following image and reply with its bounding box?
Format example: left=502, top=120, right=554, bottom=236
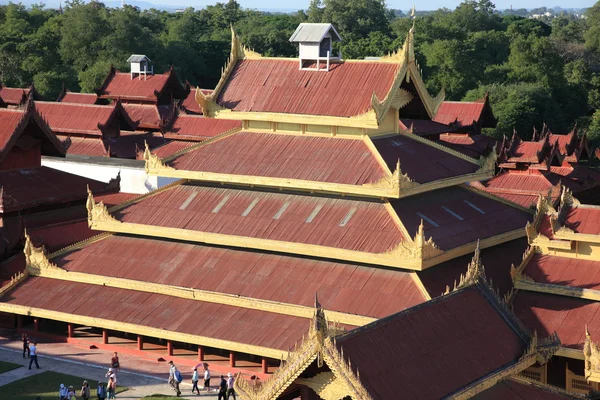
left=102, top=329, right=108, bottom=344
left=229, top=351, right=235, bottom=368
left=167, top=340, right=173, bottom=356
left=67, top=323, right=74, bottom=338
left=137, top=335, right=143, bottom=351
left=33, top=318, right=39, bottom=331
left=261, top=358, right=268, bottom=374
left=17, top=315, right=23, bottom=330
left=197, top=346, right=204, bottom=362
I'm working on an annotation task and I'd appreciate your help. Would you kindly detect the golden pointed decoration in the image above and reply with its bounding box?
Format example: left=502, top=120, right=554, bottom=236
left=86, top=187, right=118, bottom=229
left=195, top=26, right=260, bottom=117
left=23, top=230, right=60, bottom=273
left=143, top=141, right=174, bottom=174
left=584, top=327, right=600, bottom=383
left=454, top=240, right=487, bottom=290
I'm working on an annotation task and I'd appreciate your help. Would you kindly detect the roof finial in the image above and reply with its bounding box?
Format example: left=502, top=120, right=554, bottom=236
left=411, top=6, right=416, bottom=29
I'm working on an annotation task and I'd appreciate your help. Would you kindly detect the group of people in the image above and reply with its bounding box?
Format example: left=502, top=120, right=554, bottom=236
left=57, top=352, right=119, bottom=400
left=22, top=333, right=40, bottom=370
left=168, top=361, right=235, bottom=398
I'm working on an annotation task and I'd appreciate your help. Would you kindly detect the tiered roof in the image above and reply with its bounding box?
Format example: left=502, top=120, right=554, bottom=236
left=0, top=84, right=42, bottom=106
left=0, top=25, right=555, bottom=386
left=506, top=189, right=600, bottom=367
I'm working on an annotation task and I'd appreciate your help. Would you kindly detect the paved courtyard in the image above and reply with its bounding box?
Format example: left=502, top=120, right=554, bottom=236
left=0, top=336, right=220, bottom=399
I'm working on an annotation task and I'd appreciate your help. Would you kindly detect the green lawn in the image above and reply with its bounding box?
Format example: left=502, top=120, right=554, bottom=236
left=0, top=371, right=128, bottom=400
left=0, top=360, right=22, bottom=374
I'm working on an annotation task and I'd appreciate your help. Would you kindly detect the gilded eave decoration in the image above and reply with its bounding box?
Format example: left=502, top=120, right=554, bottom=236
left=234, top=301, right=373, bottom=400
left=585, top=328, right=600, bottom=383
left=86, top=187, right=118, bottom=229
left=23, top=231, right=61, bottom=273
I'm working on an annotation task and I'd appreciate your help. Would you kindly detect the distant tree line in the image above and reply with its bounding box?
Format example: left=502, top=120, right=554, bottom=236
left=1, top=0, right=600, bottom=148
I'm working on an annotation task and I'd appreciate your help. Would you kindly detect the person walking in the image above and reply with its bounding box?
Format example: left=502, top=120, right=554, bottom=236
left=168, top=361, right=182, bottom=397
left=105, top=368, right=117, bottom=387
left=66, top=385, right=76, bottom=400
left=22, top=333, right=30, bottom=358
left=107, top=377, right=116, bottom=400
left=96, top=382, right=106, bottom=400
left=191, top=368, right=200, bottom=395
left=226, top=373, right=236, bottom=400
left=80, top=380, right=91, bottom=400
left=203, top=365, right=211, bottom=392
left=59, top=383, right=68, bottom=400
left=110, top=352, right=120, bottom=371
left=217, top=375, right=227, bottom=400
left=28, top=340, right=40, bottom=370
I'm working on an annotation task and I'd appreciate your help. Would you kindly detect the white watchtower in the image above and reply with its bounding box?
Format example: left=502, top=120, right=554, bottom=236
left=289, top=23, right=342, bottom=72
left=127, top=54, right=153, bottom=80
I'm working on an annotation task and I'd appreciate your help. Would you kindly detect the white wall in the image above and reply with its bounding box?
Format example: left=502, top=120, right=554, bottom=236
left=42, top=156, right=178, bottom=194
left=299, top=42, right=320, bottom=59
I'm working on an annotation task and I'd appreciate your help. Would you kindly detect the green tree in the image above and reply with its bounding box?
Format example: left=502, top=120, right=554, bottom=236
left=464, top=83, right=566, bottom=139
left=60, top=0, right=108, bottom=72
left=585, top=1, right=600, bottom=52
left=307, top=0, right=390, bottom=38
left=506, top=34, right=565, bottom=87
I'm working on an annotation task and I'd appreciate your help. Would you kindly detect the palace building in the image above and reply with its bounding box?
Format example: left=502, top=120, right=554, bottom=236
left=0, top=22, right=599, bottom=399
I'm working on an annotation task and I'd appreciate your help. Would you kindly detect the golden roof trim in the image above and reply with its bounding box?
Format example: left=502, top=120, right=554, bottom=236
left=23, top=231, right=61, bottom=274
left=235, top=304, right=373, bottom=400
left=585, top=328, right=600, bottom=383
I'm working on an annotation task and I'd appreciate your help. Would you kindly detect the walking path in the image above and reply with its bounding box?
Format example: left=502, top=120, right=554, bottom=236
left=0, top=337, right=219, bottom=399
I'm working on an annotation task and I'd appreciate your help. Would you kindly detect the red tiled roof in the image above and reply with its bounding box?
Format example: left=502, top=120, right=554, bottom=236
left=58, top=92, right=99, bottom=105
left=418, top=237, right=528, bottom=298
left=0, top=110, right=27, bottom=152
left=151, top=140, right=197, bottom=159
left=0, top=87, right=29, bottom=105
left=562, top=204, right=600, bottom=235
left=4, top=276, right=311, bottom=351
left=0, top=108, right=65, bottom=164
left=484, top=172, right=553, bottom=192
left=164, top=114, right=241, bottom=141
left=53, top=234, right=426, bottom=319
left=513, top=291, right=600, bottom=350
left=35, top=102, right=116, bottom=136
left=123, top=104, right=173, bottom=130
left=64, top=136, right=107, bottom=157
left=474, top=378, right=577, bottom=399
left=524, top=253, right=600, bottom=291
left=105, top=132, right=167, bottom=159
left=398, top=118, right=453, bottom=135
left=216, top=59, right=399, bottom=117
left=28, top=219, right=97, bottom=253
left=0, top=254, right=25, bottom=288
left=437, top=134, right=497, bottom=158
left=507, top=141, right=546, bottom=163
left=490, top=193, right=542, bottom=209
left=168, top=132, right=386, bottom=186
left=113, top=185, right=404, bottom=253
left=94, top=192, right=138, bottom=208
left=336, top=284, right=527, bottom=400
left=391, top=186, right=531, bottom=251
left=180, top=87, right=211, bottom=114
left=0, top=167, right=111, bottom=213
left=372, top=135, right=480, bottom=184
left=99, top=72, right=170, bottom=102
left=434, top=101, right=485, bottom=127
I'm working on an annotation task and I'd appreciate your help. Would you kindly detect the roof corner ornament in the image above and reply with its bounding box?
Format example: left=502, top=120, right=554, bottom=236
left=455, top=240, right=487, bottom=290
left=86, top=187, right=118, bottom=229
left=143, top=141, right=174, bottom=174
left=23, top=230, right=60, bottom=274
